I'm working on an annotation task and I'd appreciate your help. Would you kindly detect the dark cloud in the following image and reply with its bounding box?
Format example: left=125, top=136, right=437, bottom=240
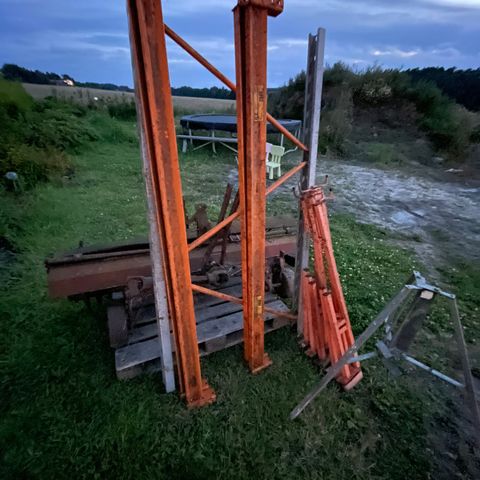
left=0, top=0, right=478, bottom=88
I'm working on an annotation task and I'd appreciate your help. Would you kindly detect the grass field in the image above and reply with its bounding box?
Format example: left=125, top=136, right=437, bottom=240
left=1, top=112, right=479, bottom=479
left=22, top=83, right=236, bottom=113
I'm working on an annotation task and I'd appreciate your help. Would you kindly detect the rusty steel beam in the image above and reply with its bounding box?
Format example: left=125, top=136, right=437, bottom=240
left=191, top=284, right=297, bottom=321
left=234, top=1, right=283, bottom=373
left=127, top=0, right=214, bottom=407
left=188, top=161, right=306, bottom=252
left=265, top=161, right=307, bottom=195
left=164, top=24, right=307, bottom=152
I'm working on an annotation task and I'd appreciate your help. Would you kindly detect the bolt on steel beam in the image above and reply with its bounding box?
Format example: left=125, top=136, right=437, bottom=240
left=127, top=0, right=215, bottom=407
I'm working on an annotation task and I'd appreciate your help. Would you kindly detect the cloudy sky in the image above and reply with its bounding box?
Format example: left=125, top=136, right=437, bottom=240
left=0, top=0, right=479, bottom=88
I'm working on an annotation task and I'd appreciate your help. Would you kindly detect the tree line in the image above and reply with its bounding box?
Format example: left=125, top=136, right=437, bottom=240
left=0, top=64, right=235, bottom=100
left=405, top=67, right=480, bottom=112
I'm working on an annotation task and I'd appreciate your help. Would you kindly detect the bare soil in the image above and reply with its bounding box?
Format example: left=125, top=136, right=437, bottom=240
left=321, top=159, right=480, bottom=275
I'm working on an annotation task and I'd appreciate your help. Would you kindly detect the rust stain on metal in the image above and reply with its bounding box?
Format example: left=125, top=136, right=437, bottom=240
left=253, top=85, right=266, bottom=122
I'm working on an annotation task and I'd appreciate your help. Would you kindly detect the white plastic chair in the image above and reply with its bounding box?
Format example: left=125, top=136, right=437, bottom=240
left=266, top=144, right=285, bottom=179
left=265, top=142, right=272, bottom=162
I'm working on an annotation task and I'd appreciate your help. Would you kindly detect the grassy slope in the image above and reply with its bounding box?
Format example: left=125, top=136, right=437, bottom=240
left=1, top=115, right=478, bottom=479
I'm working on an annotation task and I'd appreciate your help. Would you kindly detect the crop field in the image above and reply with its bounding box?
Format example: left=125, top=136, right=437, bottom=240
left=22, top=83, right=236, bottom=112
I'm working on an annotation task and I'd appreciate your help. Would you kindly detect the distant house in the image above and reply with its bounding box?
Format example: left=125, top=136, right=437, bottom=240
left=52, top=79, right=75, bottom=87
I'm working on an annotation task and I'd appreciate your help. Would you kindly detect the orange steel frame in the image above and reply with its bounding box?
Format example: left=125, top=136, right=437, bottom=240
left=127, top=0, right=308, bottom=405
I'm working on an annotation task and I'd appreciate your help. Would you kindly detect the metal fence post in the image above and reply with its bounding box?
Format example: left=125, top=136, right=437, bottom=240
left=294, top=28, right=326, bottom=334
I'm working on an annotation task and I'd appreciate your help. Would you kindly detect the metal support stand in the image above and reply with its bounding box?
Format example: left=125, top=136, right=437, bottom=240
left=291, top=271, right=480, bottom=449
left=294, top=28, right=326, bottom=332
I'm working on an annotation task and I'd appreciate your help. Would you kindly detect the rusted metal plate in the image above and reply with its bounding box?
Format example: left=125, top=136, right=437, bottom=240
left=47, top=252, right=152, bottom=298
left=237, top=0, right=284, bottom=17
left=47, top=234, right=296, bottom=299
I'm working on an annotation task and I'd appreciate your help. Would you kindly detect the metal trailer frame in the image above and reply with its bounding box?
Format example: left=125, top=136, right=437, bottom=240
left=126, top=0, right=323, bottom=406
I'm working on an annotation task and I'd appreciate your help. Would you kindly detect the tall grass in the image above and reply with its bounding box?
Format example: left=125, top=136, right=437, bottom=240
left=0, top=81, right=100, bottom=189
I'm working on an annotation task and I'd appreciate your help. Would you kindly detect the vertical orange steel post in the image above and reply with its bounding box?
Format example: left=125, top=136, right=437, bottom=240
left=126, top=0, right=215, bottom=407
left=233, top=0, right=284, bottom=373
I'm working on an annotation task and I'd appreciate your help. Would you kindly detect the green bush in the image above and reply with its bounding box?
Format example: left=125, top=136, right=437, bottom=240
left=471, top=124, right=480, bottom=143
left=0, top=80, right=100, bottom=188
left=24, top=108, right=98, bottom=152
left=409, top=82, right=474, bottom=157
left=319, top=86, right=353, bottom=155
left=88, top=113, right=138, bottom=144
left=323, top=62, right=356, bottom=88
left=0, top=77, right=33, bottom=111
left=269, top=71, right=305, bottom=119
left=365, top=142, right=404, bottom=165
left=1, top=144, right=70, bottom=188
left=107, top=102, right=137, bottom=120
left=270, top=64, right=475, bottom=160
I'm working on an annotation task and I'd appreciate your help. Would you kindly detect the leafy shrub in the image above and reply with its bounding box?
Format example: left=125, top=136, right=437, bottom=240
left=0, top=80, right=99, bottom=188
left=365, top=143, right=404, bottom=165
left=107, top=102, right=137, bottom=120
left=319, top=86, right=353, bottom=154
left=269, top=71, right=306, bottom=119
left=1, top=144, right=71, bottom=188
left=24, top=108, right=98, bottom=151
left=409, top=82, right=474, bottom=157
left=471, top=124, right=480, bottom=143
left=89, top=113, right=138, bottom=144
left=0, top=77, right=33, bottom=111
left=323, top=62, right=355, bottom=87
left=33, top=97, right=88, bottom=117
left=270, top=64, right=475, bottom=160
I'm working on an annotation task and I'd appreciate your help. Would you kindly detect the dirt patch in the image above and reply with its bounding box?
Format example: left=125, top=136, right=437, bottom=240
left=317, top=159, right=480, bottom=276
left=228, top=155, right=480, bottom=278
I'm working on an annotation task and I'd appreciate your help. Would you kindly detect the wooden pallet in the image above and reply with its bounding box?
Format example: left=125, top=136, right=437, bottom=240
left=114, top=278, right=291, bottom=379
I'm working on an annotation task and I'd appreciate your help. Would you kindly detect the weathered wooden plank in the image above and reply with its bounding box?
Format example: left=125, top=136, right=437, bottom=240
left=115, top=298, right=289, bottom=375
left=128, top=322, right=159, bottom=344
left=197, top=299, right=288, bottom=344
left=117, top=315, right=291, bottom=379
left=126, top=292, right=283, bottom=344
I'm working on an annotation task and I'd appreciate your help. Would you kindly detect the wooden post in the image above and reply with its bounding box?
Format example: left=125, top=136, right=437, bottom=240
left=294, top=28, right=326, bottom=334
